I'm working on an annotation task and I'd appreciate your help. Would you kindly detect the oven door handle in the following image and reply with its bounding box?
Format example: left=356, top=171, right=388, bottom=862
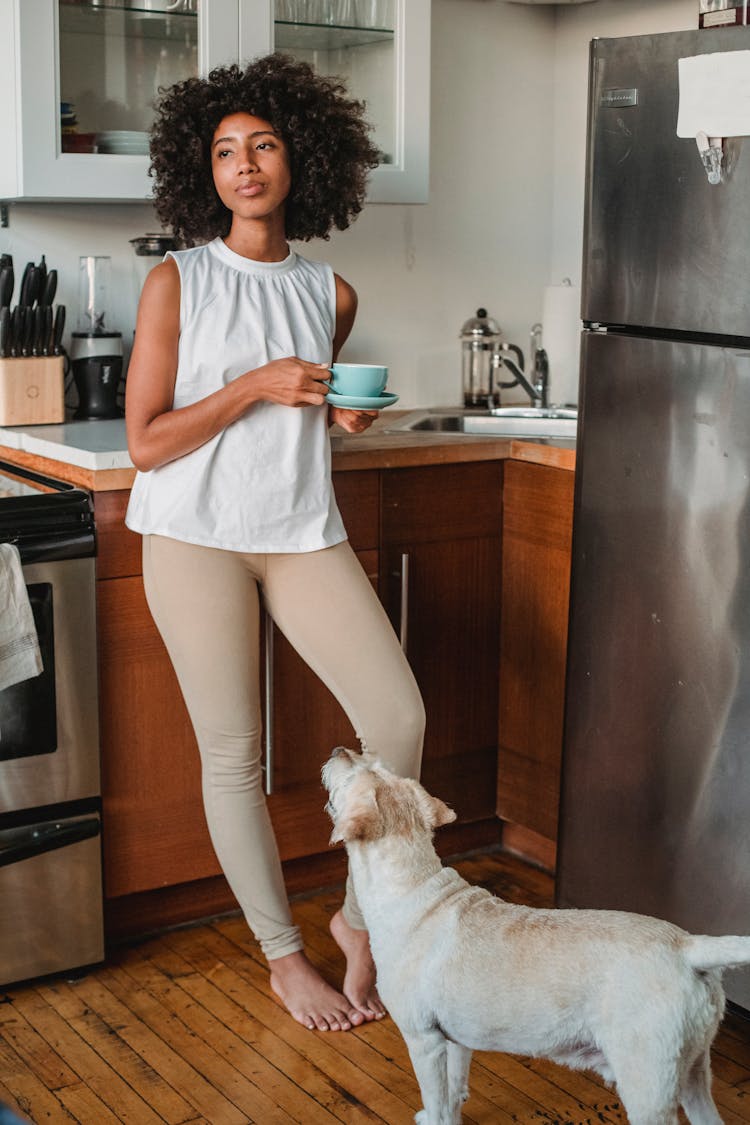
left=0, top=814, right=100, bottom=869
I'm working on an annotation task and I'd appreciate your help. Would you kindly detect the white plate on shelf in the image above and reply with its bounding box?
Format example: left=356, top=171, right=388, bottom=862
left=326, top=391, right=399, bottom=410
left=96, top=130, right=149, bottom=140
left=98, top=145, right=149, bottom=155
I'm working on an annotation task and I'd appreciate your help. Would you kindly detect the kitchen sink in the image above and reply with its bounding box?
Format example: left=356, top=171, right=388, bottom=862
left=386, top=406, right=578, bottom=441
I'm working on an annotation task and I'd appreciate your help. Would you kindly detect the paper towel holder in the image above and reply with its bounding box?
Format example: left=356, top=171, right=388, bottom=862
left=542, top=277, right=581, bottom=408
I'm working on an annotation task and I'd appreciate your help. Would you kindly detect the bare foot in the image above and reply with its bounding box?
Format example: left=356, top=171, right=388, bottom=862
left=330, top=909, right=386, bottom=1021
left=269, top=950, right=365, bottom=1031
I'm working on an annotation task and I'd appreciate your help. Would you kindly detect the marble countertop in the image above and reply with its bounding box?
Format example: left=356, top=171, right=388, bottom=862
left=0, top=419, right=132, bottom=472
left=0, top=412, right=576, bottom=491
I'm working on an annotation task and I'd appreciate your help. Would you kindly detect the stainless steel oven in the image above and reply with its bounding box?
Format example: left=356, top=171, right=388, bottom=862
left=0, top=460, right=104, bottom=986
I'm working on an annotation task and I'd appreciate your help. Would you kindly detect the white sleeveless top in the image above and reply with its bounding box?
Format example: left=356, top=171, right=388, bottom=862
left=125, top=238, right=346, bottom=553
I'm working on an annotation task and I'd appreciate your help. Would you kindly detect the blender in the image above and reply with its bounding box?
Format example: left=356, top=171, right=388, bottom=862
left=70, top=256, right=123, bottom=420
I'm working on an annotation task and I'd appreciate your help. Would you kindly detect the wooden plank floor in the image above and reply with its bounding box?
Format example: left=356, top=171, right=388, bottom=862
left=2, top=849, right=750, bottom=1124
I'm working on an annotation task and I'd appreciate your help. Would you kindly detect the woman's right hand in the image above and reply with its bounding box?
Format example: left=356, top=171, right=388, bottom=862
left=246, top=357, right=330, bottom=407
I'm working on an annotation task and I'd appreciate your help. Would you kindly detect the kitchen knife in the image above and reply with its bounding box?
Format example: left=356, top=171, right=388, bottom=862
left=21, top=307, right=34, bottom=357
left=40, top=269, right=57, bottom=307
left=52, top=304, right=66, bottom=355
left=32, top=307, right=46, bottom=356
left=0, top=306, right=9, bottom=359
left=15, top=306, right=26, bottom=357
left=43, top=305, right=53, bottom=356
left=27, top=266, right=41, bottom=308
left=36, top=255, right=47, bottom=292
left=18, top=261, right=35, bottom=307
left=0, top=265, right=13, bottom=309
left=9, top=306, right=22, bottom=357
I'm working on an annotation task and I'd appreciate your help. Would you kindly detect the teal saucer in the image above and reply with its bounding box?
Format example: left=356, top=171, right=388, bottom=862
left=325, top=391, right=400, bottom=410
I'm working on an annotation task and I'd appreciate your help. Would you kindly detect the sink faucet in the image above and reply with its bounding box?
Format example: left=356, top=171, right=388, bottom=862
left=534, top=353, right=550, bottom=409
left=530, top=322, right=549, bottom=409
left=493, top=352, right=542, bottom=408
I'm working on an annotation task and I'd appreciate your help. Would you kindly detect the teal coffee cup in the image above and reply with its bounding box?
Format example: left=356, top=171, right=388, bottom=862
left=327, top=363, right=388, bottom=398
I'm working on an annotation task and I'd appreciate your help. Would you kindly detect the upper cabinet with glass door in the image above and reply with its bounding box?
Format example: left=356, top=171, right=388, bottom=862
left=0, top=0, right=245, bottom=201
left=0, top=0, right=428, bottom=203
left=260, top=0, right=430, bottom=203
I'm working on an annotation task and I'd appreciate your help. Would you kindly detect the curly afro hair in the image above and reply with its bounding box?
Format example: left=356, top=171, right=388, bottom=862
left=149, top=53, right=381, bottom=245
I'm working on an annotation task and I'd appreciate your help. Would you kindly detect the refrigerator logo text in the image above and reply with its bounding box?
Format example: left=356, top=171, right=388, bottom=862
left=600, top=88, right=638, bottom=108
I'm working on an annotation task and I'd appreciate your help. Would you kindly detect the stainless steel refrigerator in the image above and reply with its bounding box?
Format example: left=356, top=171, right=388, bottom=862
left=557, top=27, right=750, bottom=1010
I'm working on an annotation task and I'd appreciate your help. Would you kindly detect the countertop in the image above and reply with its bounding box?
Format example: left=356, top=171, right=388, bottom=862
left=0, top=412, right=575, bottom=492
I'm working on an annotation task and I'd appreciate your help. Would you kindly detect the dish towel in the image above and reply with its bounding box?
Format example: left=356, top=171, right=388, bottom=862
left=0, top=542, right=43, bottom=691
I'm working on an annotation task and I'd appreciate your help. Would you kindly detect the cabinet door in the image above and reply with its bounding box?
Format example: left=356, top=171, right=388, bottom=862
left=98, top=472, right=377, bottom=893
left=97, top=574, right=219, bottom=898
left=242, top=0, right=429, bottom=203
left=265, top=469, right=379, bottom=861
left=93, top=490, right=143, bottom=580
left=1, top=0, right=246, bottom=201
left=381, top=463, right=503, bottom=822
left=497, top=461, right=574, bottom=847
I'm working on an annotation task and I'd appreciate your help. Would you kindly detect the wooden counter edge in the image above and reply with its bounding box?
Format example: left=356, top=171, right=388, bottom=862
left=0, top=443, right=135, bottom=491
left=0, top=435, right=574, bottom=491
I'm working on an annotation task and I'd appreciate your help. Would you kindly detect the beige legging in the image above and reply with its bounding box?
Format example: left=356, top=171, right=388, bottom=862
left=142, top=534, right=425, bottom=961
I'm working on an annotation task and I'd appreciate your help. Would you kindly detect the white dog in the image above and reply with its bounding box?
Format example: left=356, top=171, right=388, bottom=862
left=322, top=747, right=750, bottom=1125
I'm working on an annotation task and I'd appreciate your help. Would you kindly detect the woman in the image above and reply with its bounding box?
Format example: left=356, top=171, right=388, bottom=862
left=125, top=54, right=425, bottom=1033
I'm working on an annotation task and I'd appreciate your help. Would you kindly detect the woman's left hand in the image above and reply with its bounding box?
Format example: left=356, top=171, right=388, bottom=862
left=329, top=406, right=378, bottom=433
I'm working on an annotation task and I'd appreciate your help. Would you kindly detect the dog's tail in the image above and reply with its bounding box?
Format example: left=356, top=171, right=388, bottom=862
left=685, top=935, right=750, bottom=971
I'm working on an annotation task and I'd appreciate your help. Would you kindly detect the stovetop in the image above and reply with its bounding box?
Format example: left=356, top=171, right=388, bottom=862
left=0, top=461, right=95, bottom=562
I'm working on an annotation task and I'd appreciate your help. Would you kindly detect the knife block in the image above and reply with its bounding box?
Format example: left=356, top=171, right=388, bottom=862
left=0, top=357, right=65, bottom=426
left=0, top=355, right=66, bottom=425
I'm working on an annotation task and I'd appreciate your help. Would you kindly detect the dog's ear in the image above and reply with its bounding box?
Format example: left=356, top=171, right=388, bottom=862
left=405, top=779, right=457, bottom=833
left=330, top=785, right=381, bottom=844
left=429, top=796, right=457, bottom=828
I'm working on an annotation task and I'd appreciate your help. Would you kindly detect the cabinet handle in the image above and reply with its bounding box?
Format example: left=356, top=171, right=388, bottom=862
left=264, top=609, right=274, bottom=796
left=399, top=552, right=409, bottom=654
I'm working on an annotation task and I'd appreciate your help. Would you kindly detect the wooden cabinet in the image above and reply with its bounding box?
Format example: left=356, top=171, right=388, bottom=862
left=94, top=490, right=212, bottom=900
left=96, top=572, right=219, bottom=898
left=380, top=462, right=503, bottom=823
left=94, top=460, right=505, bottom=927
left=269, top=461, right=504, bottom=845
left=94, top=473, right=378, bottom=901
left=96, top=456, right=582, bottom=928
left=1, top=0, right=429, bottom=204
left=497, top=460, right=574, bottom=866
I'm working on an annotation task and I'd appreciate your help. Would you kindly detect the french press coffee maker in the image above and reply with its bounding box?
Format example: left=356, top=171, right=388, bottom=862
left=460, top=308, right=525, bottom=408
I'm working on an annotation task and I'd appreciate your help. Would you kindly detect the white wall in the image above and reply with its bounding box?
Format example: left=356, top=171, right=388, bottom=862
left=0, top=204, right=154, bottom=359
left=305, top=0, right=557, bottom=405
left=0, top=0, right=556, bottom=409
left=0, top=0, right=701, bottom=413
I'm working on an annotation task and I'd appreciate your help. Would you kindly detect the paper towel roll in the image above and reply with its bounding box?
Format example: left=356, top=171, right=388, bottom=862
left=542, top=283, right=581, bottom=406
